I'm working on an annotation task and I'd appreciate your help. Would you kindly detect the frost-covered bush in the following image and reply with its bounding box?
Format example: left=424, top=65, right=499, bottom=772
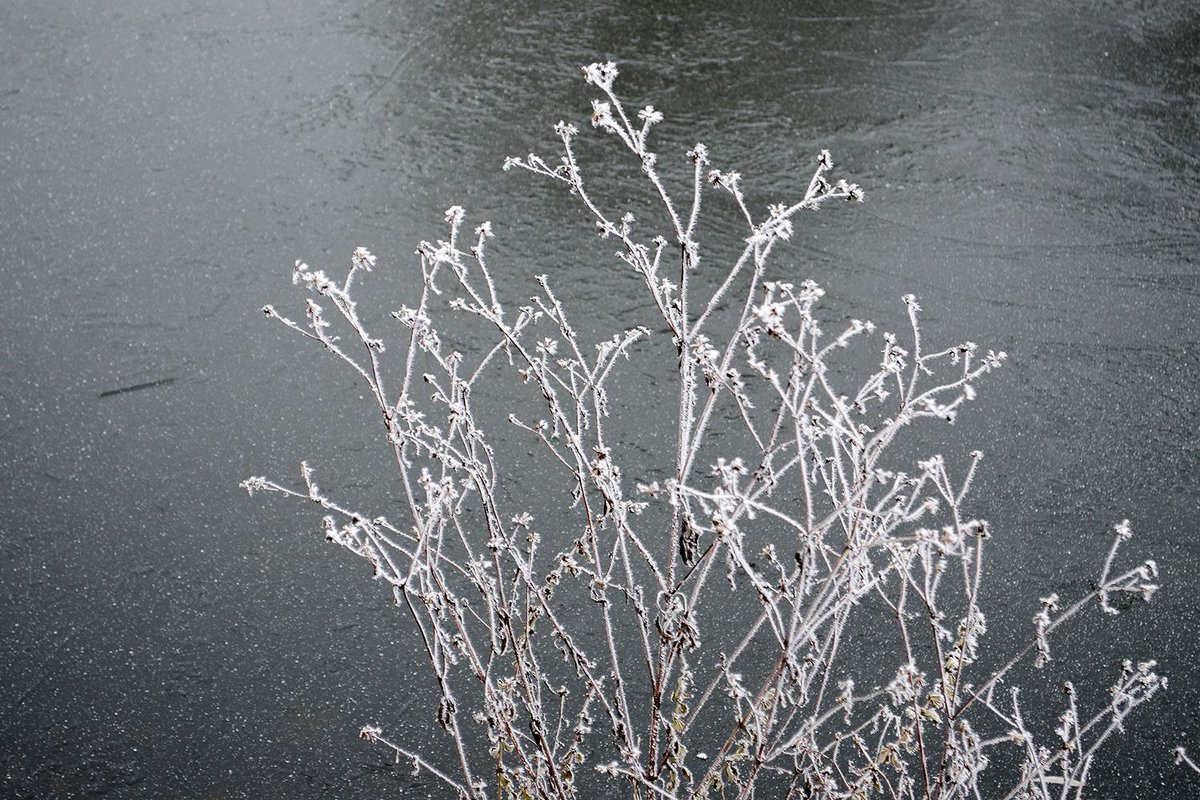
left=244, top=63, right=1162, bottom=800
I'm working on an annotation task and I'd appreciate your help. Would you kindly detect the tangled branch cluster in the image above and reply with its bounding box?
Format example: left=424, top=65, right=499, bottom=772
left=244, top=63, right=1162, bottom=800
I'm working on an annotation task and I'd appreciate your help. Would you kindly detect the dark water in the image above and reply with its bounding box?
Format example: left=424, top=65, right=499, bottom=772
left=1, top=0, right=1197, bottom=797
